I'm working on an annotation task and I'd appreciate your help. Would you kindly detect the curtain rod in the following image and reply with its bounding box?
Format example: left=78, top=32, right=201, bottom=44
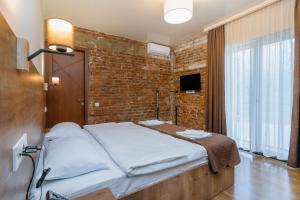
left=203, top=0, right=281, bottom=32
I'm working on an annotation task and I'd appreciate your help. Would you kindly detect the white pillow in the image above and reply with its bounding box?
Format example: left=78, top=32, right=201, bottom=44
left=51, top=122, right=81, bottom=132
left=138, top=120, right=165, bottom=126
left=46, top=122, right=83, bottom=140
left=45, top=129, right=86, bottom=140
left=42, top=137, right=109, bottom=180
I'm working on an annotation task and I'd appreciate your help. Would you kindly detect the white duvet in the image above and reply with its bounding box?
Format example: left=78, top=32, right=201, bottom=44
left=84, top=122, right=206, bottom=176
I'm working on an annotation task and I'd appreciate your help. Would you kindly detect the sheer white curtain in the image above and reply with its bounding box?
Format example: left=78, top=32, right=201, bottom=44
left=225, top=0, right=295, bottom=160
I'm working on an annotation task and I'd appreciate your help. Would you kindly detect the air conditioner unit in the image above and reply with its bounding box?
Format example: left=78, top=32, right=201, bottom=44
left=147, top=43, right=170, bottom=57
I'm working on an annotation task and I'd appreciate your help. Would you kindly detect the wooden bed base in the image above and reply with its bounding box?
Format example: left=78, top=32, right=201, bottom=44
left=120, top=163, right=234, bottom=200
left=76, top=163, right=234, bottom=200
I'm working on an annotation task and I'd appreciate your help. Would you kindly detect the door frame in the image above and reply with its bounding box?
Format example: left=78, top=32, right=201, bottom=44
left=75, top=48, right=89, bottom=125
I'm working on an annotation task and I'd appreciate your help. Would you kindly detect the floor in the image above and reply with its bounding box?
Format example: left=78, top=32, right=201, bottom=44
left=213, top=151, right=300, bottom=200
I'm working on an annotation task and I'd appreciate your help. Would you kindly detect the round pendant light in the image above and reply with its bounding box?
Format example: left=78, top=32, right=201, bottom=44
left=164, top=0, right=193, bottom=24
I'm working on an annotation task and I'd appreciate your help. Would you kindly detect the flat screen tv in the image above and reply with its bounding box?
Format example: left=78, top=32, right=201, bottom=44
left=180, top=73, right=201, bottom=92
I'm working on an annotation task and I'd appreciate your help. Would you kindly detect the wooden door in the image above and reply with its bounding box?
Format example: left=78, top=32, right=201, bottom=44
left=45, top=50, right=85, bottom=128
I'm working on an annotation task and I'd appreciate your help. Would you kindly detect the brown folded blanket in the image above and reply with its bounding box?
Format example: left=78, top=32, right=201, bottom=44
left=142, top=123, right=240, bottom=173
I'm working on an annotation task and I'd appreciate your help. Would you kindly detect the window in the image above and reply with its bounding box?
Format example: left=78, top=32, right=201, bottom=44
left=225, top=0, right=295, bottom=160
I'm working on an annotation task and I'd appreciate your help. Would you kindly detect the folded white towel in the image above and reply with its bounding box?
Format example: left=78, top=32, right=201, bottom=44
left=176, top=129, right=212, bottom=139
left=138, top=119, right=165, bottom=126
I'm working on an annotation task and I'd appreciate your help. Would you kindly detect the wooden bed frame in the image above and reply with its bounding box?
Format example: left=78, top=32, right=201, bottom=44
left=77, top=163, right=234, bottom=200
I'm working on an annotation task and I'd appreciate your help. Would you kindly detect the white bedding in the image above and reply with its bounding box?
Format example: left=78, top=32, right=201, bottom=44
left=30, top=139, right=207, bottom=200
left=84, top=122, right=207, bottom=176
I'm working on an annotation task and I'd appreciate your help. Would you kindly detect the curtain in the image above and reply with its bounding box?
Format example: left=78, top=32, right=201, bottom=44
left=225, top=0, right=295, bottom=160
left=206, top=26, right=226, bottom=135
left=288, top=0, right=300, bottom=167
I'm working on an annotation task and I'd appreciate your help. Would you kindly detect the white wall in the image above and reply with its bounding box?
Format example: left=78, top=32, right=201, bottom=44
left=0, top=0, right=44, bottom=74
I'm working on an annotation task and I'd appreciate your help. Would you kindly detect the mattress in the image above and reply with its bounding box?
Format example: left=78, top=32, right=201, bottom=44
left=84, top=122, right=207, bottom=176
left=30, top=132, right=208, bottom=200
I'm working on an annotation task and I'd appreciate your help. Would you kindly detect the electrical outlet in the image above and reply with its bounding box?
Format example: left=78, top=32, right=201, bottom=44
left=12, top=134, right=27, bottom=172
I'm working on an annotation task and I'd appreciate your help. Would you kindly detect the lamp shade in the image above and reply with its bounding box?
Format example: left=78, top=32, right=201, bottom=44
left=47, top=19, right=74, bottom=53
left=164, top=0, right=193, bottom=24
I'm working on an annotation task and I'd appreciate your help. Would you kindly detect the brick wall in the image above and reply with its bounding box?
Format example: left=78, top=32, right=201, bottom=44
left=74, top=27, right=207, bottom=128
left=74, top=28, right=173, bottom=124
left=172, top=35, right=207, bottom=129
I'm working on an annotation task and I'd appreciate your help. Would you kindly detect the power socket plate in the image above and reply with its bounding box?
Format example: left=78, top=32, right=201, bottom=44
left=12, top=134, right=27, bottom=172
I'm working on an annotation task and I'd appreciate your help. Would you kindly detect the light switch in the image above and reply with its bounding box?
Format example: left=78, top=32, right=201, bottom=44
left=94, top=102, right=100, bottom=107
left=44, top=83, right=48, bottom=91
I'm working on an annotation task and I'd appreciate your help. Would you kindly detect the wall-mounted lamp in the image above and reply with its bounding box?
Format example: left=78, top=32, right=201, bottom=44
left=17, top=18, right=75, bottom=71
left=44, top=76, right=60, bottom=91
left=28, top=18, right=75, bottom=61
left=51, top=77, right=60, bottom=86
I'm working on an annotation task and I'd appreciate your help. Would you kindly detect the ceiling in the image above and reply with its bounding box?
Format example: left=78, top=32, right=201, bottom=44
left=43, top=0, right=265, bottom=46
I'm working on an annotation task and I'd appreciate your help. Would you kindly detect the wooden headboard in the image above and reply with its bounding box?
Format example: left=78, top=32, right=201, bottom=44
left=0, top=13, right=44, bottom=200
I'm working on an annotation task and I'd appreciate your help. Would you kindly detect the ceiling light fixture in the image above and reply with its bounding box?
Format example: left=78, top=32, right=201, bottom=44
left=164, top=0, right=193, bottom=24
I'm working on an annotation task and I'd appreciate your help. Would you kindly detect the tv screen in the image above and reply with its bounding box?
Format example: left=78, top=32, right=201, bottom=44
left=180, top=73, right=201, bottom=92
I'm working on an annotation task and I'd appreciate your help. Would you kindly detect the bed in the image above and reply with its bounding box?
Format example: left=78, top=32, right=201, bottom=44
left=31, top=122, right=236, bottom=200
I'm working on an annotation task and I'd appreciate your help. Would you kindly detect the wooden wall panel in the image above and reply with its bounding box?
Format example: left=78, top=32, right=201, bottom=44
left=0, top=12, right=44, bottom=200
